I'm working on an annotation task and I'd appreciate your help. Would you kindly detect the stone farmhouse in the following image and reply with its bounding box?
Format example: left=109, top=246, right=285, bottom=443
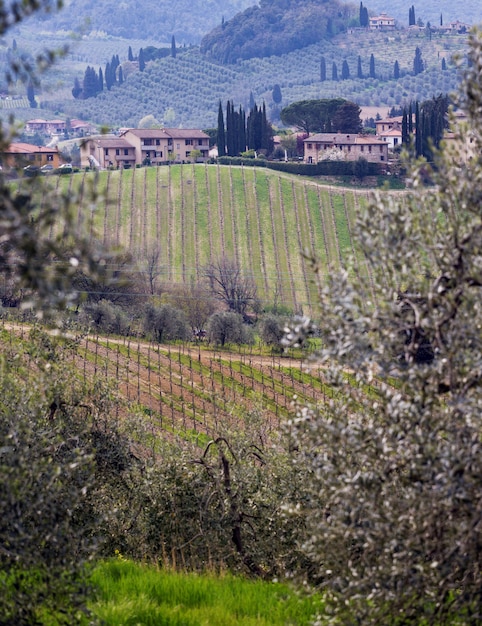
left=80, top=128, right=210, bottom=169
left=304, top=133, right=389, bottom=164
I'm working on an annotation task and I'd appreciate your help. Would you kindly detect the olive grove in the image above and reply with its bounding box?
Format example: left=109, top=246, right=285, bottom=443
left=284, top=27, right=482, bottom=625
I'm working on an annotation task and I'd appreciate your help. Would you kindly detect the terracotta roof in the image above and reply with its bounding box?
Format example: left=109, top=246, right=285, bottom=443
left=305, top=133, right=386, bottom=145
left=378, top=129, right=402, bottom=137
left=5, top=142, right=58, bottom=154
left=122, top=128, right=209, bottom=139
left=91, top=137, right=133, bottom=149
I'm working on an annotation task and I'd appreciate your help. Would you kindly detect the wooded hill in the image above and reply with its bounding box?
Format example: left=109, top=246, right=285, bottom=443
left=24, top=0, right=254, bottom=43
left=200, top=0, right=355, bottom=63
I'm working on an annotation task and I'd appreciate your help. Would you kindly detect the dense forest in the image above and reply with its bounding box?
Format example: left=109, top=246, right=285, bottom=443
left=200, top=0, right=355, bottom=63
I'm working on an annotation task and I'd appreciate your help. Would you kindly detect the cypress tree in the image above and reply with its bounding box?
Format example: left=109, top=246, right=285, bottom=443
left=217, top=101, right=226, bottom=156
left=332, top=61, right=338, bottom=81
left=139, top=48, right=145, bottom=72
left=402, top=108, right=409, bottom=144
left=261, top=101, right=273, bottom=153
left=369, top=53, right=376, bottom=78
left=272, top=84, right=282, bottom=104
left=413, top=46, right=424, bottom=75
left=320, top=57, right=326, bottom=81
left=171, top=36, right=176, bottom=58
left=72, top=77, right=82, bottom=99
left=341, top=60, right=350, bottom=80
left=408, top=102, right=413, bottom=135
left=118, top=66, right=124, bottom=85
left=359, top=2, right=368, bottom=27
left=357, top=55, right=363, bottom=79
left=128, top=46, right=133, bottom=62
left=98, top=67, right=104, bottom=91
left=441, top=57, right=446, bottom=70
left=105, top=61, right=112, bottom=90
left=27, top=80, right=36, bottom=108
left=415, top=100, right=422, bottom=157
left=409, top=5, right=416, bottom=26
left=226, top=100, right=234, bottom=156
left=394, top=60, right=400, bottom=79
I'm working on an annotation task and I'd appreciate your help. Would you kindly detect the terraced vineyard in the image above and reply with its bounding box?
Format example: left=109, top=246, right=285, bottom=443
left=37, top=164, right=388, bottom=315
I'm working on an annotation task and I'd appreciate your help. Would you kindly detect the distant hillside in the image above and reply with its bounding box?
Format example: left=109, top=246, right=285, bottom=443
left=42, top=29, right=463, bottom=129
left=365, top=0, right=481, bottom=27
left=200, top=0, right=355, bottom=63
left=22, top=0, right=256, bottom=43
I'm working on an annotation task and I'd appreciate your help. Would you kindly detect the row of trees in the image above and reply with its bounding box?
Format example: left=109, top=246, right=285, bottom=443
left=217, top=100, right=274, bottom=157
left=401, top=93, right=450, bottom=159
left=321, top=46, right=426, bottom=83
left=72, top=54, right=124, bottom=100
left=321, top=53, right=376, bottom=81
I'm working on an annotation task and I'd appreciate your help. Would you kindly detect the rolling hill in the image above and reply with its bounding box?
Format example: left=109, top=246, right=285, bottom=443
left=25, top=164, right=394, bottom=315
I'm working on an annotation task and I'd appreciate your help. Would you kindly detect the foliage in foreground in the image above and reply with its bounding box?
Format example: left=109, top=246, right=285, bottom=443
left=284, top=27, right=482, bottom=626
left=89, top=559, right=323, bottom=626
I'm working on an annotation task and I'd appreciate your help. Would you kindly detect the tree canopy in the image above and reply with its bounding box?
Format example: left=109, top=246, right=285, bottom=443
left=280, top=98, right=361, bottom=134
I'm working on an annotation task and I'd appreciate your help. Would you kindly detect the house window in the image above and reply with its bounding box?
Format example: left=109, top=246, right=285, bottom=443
left=156, top=139, right=160, bottom=145
left=380, top=145, right=383, bottom=152
left=369, top=146, right=372, bottom=153
left=381, top=155, right=385, bottom=161
left=186, top=151, right=191, bottom=157
left=47, top=154, right=53, bottom=161
left=124, top=149, right=129, bottom=156
left=116, top=149, right=120, bottom=155
left=186, top=139, right=192, bottom=145
left=361, top=146, right=364, bottom=152
left=198, top=139, right=203, bottom=145
left=104, top=148, right=109, bottom=156
left=144, top=139, right=153, bottom=146
left=307, top=143, right=312, bottom=149
left=394, top=138, right=398, bottom=145
left=177, top=144, right=180, bottom=150
left=347, top=145, right=351, bottom=152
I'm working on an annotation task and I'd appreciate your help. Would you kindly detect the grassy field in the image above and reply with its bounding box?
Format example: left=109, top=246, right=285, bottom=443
left=89, top=559, right=323, bottom=626
left=28, top=164, right=388, bottom=315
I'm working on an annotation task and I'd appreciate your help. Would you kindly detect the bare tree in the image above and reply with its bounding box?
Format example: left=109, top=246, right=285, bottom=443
left=143, top=244, right=162, bottom=295
left=164, top=282, right=217, bottom=335
left=203, top=257, right=259, bottom=321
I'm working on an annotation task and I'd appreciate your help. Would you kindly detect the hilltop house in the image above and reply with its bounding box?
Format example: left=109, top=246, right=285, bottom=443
left=304, top=133, right=388, bottom=164
left=369, top=13, right=395, bottom=30
left=80, top=128, right=210, bottom=168
left=1, top=142, right=60, bottom=169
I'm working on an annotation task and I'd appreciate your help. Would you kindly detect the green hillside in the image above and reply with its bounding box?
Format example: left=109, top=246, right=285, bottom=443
left=34, top=29, right=462, bottom=129
left=28, top=164, right=391, bottom=315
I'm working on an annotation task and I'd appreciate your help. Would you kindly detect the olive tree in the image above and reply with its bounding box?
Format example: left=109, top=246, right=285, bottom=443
left=284, top=29, right=482, bottom=625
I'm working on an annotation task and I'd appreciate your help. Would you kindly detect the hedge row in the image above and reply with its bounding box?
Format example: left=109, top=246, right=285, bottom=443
left=216, top=156, right=383, bottom=176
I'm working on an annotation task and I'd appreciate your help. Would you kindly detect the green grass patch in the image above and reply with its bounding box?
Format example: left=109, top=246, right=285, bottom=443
left=89, top=559, right=323, bottom=626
